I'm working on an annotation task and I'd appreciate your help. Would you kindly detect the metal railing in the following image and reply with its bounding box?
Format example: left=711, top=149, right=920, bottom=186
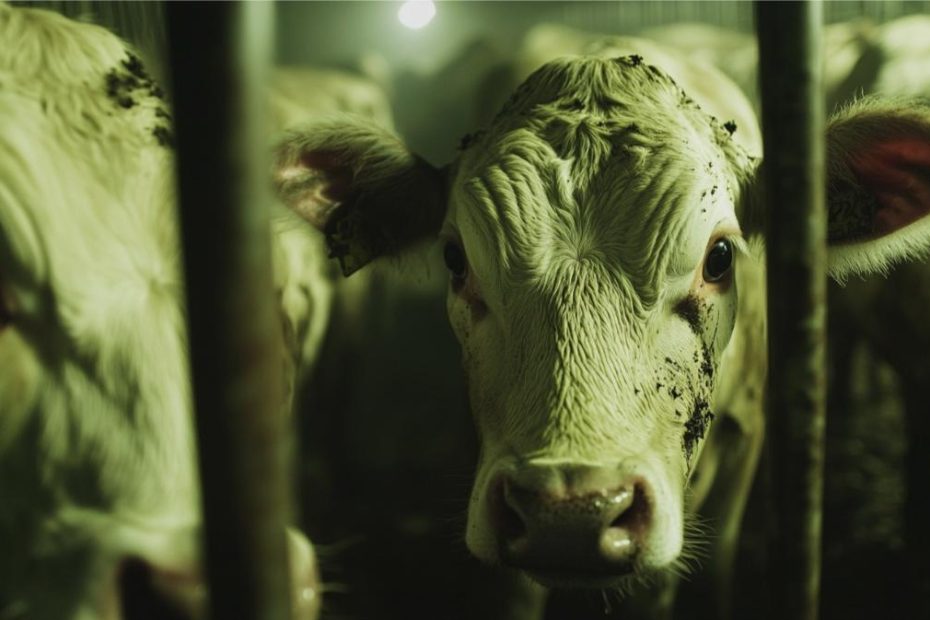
left=167, top=4, right=293, bottom=619
left=756, top=2, right=827, bottom=619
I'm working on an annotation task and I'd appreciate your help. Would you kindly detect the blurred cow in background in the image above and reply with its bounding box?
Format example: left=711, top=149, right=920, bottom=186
left=0, top=4, right=398, bottom=619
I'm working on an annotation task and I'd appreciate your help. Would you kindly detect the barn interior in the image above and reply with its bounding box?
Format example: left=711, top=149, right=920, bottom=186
left=5, top=2, right=930, bottom=619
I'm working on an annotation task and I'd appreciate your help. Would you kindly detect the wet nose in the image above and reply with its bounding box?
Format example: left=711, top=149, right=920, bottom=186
left=493, top=464, right=652, bottom=578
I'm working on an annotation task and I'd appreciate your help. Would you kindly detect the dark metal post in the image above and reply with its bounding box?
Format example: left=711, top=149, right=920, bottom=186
left=756, top=2, right=826, bottom=619
left=167, top=4, right=292, bottom=620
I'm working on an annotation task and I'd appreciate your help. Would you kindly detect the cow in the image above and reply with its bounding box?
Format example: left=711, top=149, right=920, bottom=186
left=271, top=45, right=930, bottom=618
left=0, top=4, right=397, bottom=618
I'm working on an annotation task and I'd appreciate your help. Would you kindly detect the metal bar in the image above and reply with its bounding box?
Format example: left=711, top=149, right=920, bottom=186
left=755, top=2, right=826, bottom=620
left=166, top=4, right=292, bottom=620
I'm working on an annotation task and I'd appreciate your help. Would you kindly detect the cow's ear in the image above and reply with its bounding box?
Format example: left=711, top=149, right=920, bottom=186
left=824, top=98, right=930, bottom=279
left=272, top=116, right=447, bottom=275
left=740, top=98, right=930, bottom=281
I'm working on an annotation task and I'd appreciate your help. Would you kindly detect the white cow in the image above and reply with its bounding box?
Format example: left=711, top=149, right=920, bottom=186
left=273, top=46, right=930, bottom=618
left=0, top=4, right=393, bottom=619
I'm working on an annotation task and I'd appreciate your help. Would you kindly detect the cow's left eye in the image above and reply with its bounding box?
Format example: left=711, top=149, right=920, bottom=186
left=703, top=239, right=732, bottom=282
left=443, top=240, right=468, bottom=280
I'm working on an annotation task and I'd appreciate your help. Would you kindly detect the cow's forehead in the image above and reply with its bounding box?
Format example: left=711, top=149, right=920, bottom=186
left=450, top=56, right=744, bottom=309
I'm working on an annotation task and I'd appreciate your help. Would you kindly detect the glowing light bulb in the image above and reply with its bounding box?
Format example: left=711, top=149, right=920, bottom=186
left=398, top=0, right=436, bottom=30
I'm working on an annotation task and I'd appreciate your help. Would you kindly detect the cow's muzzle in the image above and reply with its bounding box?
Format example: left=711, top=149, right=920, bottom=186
left=491, top=463, right=653, bottom=588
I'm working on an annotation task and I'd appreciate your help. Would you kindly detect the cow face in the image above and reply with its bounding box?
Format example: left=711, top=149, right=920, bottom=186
left=275, top=55, right=930, bottom=590
left=438, top=57, right=751, bottom=583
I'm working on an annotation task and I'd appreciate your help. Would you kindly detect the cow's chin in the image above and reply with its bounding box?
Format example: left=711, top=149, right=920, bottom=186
left=523, top=567, right=646, bottom=591
left=506, top=547, right=678, bottom=591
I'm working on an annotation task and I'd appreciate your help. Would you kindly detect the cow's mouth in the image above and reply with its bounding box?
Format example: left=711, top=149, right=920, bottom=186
left=521, top=565, right=638, bottom=590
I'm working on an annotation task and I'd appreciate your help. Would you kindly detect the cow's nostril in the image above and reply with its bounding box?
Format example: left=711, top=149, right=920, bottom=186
left=608, top=483, right=651, bottom=537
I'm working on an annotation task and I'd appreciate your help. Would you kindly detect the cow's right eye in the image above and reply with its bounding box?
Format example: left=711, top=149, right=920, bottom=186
left=443, top=241, right=468, bottom=280
left=703, top=239, right=733, bottom=283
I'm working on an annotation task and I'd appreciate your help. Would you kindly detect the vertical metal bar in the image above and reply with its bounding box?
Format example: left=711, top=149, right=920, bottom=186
left=755, top=2, right=826, bottom=620
left=166, top=4, right=292, bottom=620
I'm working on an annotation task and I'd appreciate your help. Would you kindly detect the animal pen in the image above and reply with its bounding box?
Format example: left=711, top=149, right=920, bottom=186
left=5, top=1, right=930, bottom=619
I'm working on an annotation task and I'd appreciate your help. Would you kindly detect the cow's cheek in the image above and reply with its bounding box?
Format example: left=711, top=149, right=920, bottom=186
left=462, top=322, right=507, bottom=441
left=446, top=290, right=469, bottom=346
left=709, top=285, right=739, bottom=360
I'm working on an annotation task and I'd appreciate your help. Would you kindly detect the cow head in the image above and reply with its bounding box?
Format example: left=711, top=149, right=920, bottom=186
left=274, top=56, right=930, bottom=588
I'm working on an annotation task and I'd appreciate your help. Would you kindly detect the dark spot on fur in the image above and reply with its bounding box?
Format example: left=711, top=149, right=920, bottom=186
left=683, top=398, right=715, bottom=462
left=724, top=120, right=737, bottom=136
left=669, top=385, right=682, bottom=400
left=700, top=345, right=715, bottom=382
left=626, top=55, right=643, bottom=66
left=104, top=53, right=174, bottom=147
left=122, top=53, right=148, bottom=81
left=105, top=53, right=167, bottom=113
left=711, top=185, right=718, bottom=196
left=674, top=295, right=702, bottom=335
left=152, top=125, right=174, bottom=148
left=106, top=72, right=121, bottom=98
